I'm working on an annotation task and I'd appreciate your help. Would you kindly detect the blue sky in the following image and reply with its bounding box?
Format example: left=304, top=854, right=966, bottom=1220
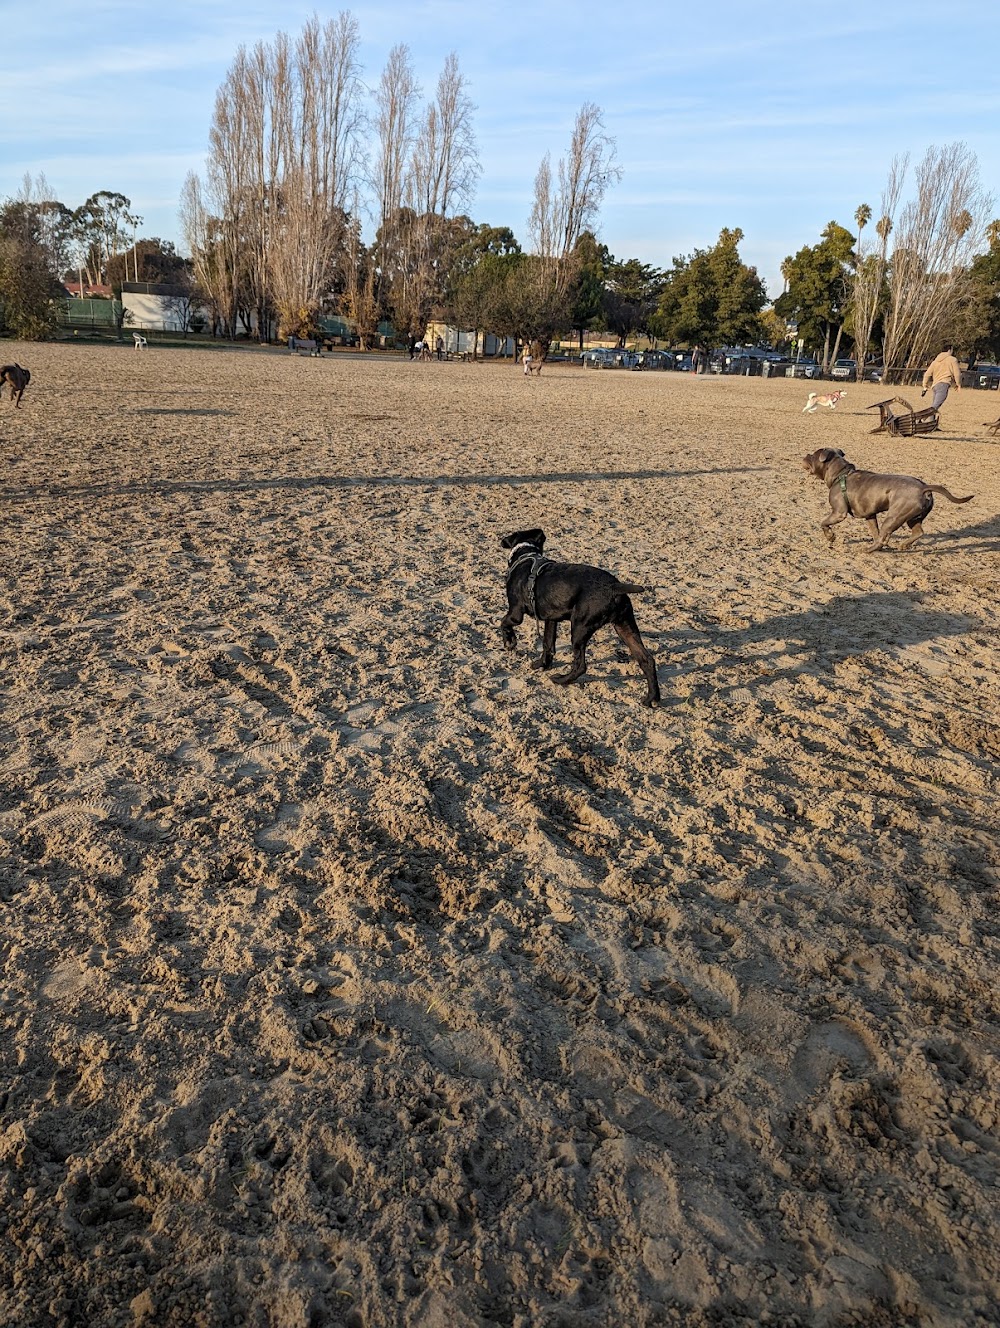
left=1, top=1, right=996, bottom=299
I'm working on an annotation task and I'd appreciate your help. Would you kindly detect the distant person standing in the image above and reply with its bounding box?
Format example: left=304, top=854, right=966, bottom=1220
left=436, top=335, right=444, bottom=361
left=922, top=343, right=963, bottom=409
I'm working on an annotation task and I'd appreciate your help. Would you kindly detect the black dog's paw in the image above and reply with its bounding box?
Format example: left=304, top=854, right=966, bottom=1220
left=501, top=629, right=517, bottom=651
left=530, top=657, right=551, bottom=671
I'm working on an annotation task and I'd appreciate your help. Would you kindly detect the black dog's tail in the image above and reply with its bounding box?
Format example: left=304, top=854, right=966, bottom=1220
left=615, top=581, right=648, bottom=595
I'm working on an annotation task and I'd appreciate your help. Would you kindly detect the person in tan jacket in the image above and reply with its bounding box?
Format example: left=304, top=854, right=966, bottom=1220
left=922, top=344, right=963, bottom=409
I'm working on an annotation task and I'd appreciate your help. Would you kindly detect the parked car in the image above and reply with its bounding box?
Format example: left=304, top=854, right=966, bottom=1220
left=788, top=358, right=822, bottom=379
left=976, top=364, right=1000, bottom=389
left=831, top=358, right=857, bottom=381
left=634, top=350, right=672, bottom=370
left=581, top=348, right=616, bottom=368
left=673, top=354, right=693, bottom=372
left=865, top=363, right=884, bottom=383
left=762, top=357, right=793, bottom=377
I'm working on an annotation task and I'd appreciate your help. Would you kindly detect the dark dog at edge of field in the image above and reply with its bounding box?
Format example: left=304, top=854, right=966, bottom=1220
left=0, top=363, right=30, bottom=407
left=499, top=528, right=660, bottom=706
left=802, top=447, right=973, bottom=551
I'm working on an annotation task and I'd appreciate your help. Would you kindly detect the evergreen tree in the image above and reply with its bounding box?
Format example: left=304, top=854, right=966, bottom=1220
left=774, top=222, right=855, bottom=370
left=652, top=228, right=766, bottom=348
left=0, top=200, right=64, bottom=339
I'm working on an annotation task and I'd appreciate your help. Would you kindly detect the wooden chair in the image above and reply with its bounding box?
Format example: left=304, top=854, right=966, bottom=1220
left=886, top=406, right=940, bottom=437
left=866, top=395, right=939, bottom=436
left=866, top=396, right=912, bottom=432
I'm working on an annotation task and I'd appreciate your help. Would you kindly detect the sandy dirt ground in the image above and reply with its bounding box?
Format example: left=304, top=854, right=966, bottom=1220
left=1, top=343, right=998, bottom=1328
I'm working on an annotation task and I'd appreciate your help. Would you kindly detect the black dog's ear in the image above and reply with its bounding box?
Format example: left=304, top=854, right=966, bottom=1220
left=500, top=528, right=545, bottom=550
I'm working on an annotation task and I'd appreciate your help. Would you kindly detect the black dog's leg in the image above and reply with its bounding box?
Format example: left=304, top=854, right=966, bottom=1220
left=500, top=602, right=525, bottom=650
left=552, top=619, right=597, bottom=686
left=531, top=619, right=557, bottom=669
left=613, top=605, right=660, bottom=706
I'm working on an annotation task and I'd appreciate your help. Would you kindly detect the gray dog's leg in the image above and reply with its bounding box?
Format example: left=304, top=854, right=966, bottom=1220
left=820, top=509, right=849, bottom=544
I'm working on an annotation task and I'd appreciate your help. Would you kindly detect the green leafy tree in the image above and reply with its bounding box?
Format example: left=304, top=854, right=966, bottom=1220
left=568, top=231, right=608, bottom=350
left=652, top=228, right=766, bottom=348
left=774, top=222, right=855, bottom=370
left=0, top=200, right=64, bottom=338
left=449, top=250, right=522, bottom=356
left=107, top=237, right=191, bottom=288
left=948, top=220, right=1000, bottom=362
left=443, top=223, right=522, bottom=356
left=601, top=256, right=665, bottom=347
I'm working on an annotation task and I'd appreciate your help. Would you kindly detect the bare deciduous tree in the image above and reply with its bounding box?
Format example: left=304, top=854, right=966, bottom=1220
left=524, top=103, right=621, bottom=356
left=268, top=14, right=364, bottom=338
left=848, top=162, right=903, bottom=375
left=371, top=44, right=420, bottom=316
left=881, top=143, right=992, bottom=377
left=529, top=103, right=620, bottom=269
left=394, top=52, right=480, bottom=338
left=184, top=12, right=364, bottom=341
left=341, top=199, right=379, bottom=349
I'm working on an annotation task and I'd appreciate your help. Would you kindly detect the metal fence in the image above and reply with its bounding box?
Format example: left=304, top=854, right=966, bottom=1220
left=57, top=298, right=121, bottom=331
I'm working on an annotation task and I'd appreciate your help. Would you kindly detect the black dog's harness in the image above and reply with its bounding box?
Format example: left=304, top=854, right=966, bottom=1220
left=506, top=541, right=554, bottom=628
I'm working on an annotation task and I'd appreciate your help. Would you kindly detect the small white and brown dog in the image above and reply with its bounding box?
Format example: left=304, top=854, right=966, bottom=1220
left=803, top=389, right=846, bottom=413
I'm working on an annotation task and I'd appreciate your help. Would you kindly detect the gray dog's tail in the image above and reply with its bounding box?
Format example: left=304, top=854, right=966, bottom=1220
left=924, top=485, right=974, bottom=504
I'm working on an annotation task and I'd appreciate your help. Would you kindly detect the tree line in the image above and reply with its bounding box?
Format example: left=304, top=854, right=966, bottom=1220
left=1, top=11, right=998, bottom=369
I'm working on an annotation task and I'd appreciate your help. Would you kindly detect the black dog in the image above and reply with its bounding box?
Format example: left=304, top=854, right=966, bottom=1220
left=0, top=363, right=30, bottom=407
left=499, top=528, right=660, bottom=706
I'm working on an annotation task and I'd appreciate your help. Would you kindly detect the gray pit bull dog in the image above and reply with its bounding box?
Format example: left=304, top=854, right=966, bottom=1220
left=803, top=447, right=973, bottom=551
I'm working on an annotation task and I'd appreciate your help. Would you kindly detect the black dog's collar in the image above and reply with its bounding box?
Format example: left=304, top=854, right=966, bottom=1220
left=506, top=540, right=543, bottom=570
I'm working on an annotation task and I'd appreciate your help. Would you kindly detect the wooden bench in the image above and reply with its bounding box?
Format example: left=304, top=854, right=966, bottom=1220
left=289, top=337, right=320, bottom=356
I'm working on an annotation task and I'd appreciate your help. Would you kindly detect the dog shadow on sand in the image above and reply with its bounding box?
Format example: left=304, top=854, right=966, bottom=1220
left=917, top=511, right=1000, bottom=553
left=656, top=589, right=978, bottom=698
left=5, top=464, right=771, bottom=502
left=135, top=407, right=236, bottom=418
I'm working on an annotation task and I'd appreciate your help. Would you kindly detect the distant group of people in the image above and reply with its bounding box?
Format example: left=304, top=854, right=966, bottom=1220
left=409, top=335, right=445, bottom=361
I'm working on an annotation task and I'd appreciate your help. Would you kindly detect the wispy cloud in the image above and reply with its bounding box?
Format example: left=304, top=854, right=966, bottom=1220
left=1, top=0, right=996, bottom=300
